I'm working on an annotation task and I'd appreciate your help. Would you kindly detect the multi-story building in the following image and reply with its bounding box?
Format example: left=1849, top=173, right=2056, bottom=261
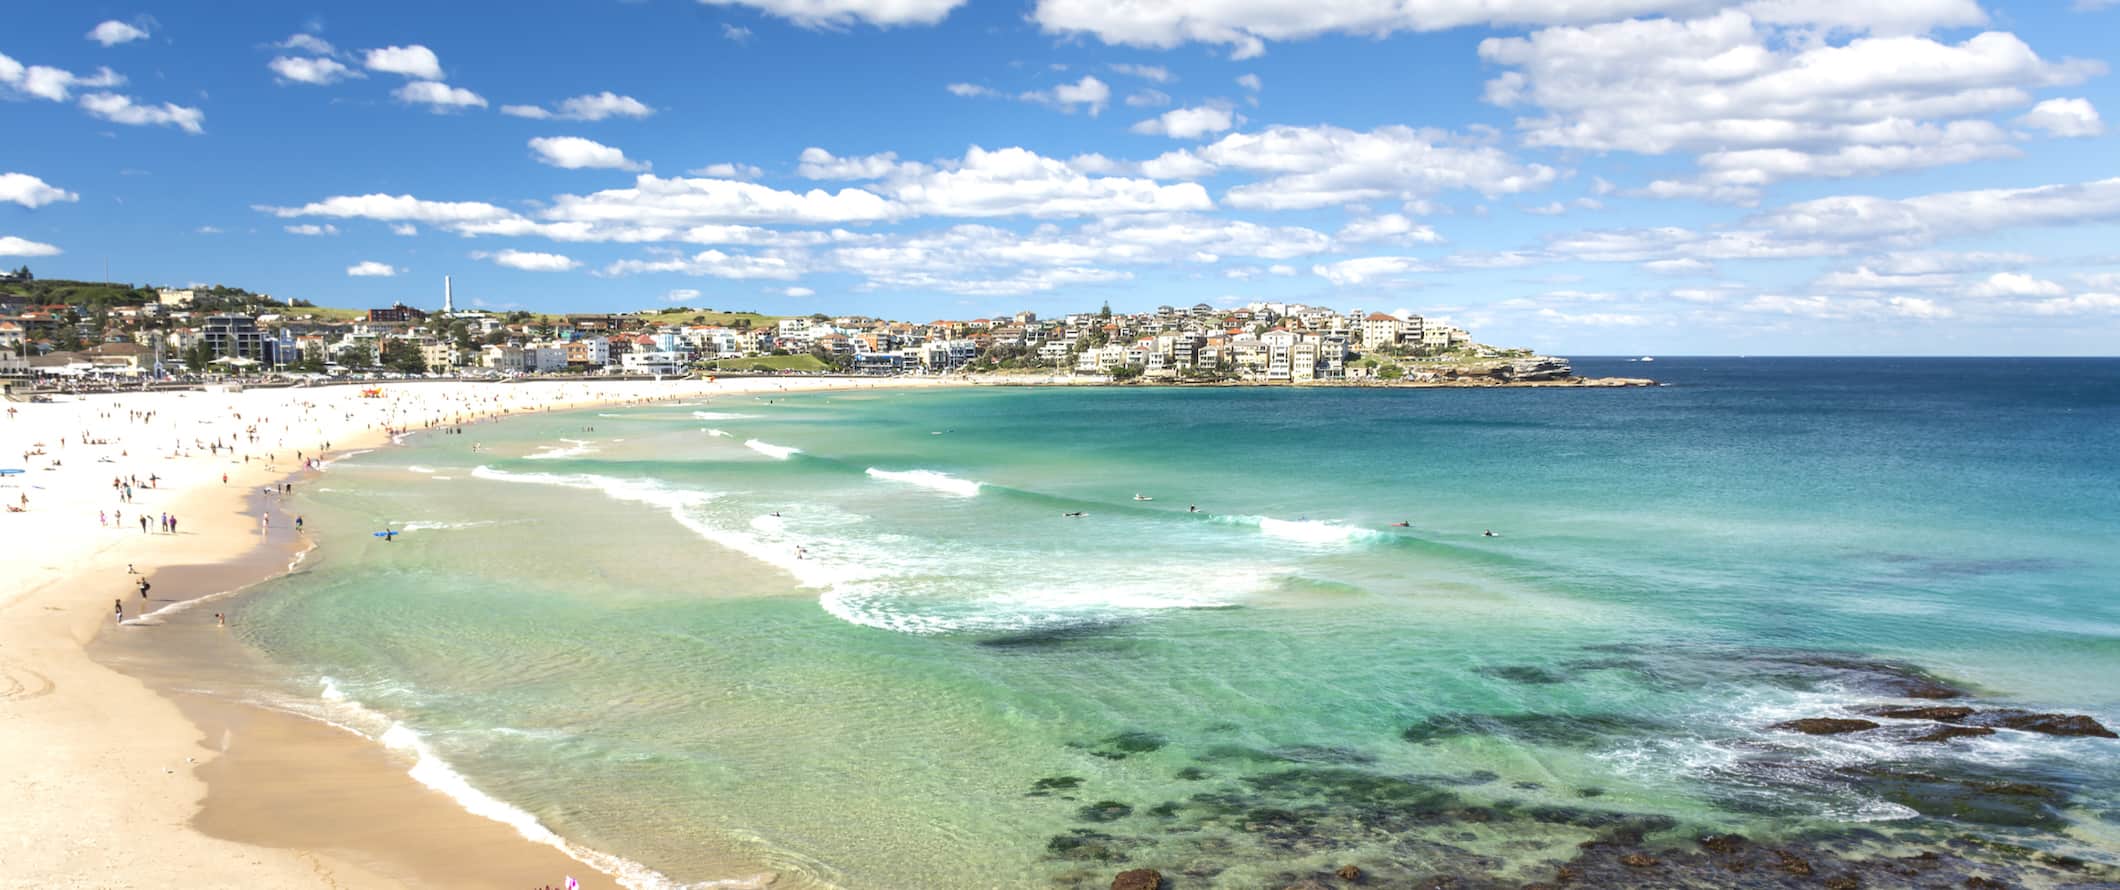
left=202, top=314, right=267, bottom=362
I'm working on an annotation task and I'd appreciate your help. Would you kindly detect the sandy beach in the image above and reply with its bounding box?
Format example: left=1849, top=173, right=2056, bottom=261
left=0, top=375, right=951, bottom=889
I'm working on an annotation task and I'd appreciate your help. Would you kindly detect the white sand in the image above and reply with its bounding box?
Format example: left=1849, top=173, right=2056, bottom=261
left=0, top=375, right=953, bottom=888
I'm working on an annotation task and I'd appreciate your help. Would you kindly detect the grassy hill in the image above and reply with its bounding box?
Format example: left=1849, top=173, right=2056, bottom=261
left=0, top=278, right=157, bottom=306
left=633, top=308, right=781, bottom=328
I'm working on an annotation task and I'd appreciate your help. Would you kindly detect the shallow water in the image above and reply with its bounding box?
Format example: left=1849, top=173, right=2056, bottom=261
left=231, top=358, right=2120, bottom=887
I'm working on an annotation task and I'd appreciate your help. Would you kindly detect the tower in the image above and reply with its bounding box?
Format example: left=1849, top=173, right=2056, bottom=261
left=443, top=275, right=454, bottom=314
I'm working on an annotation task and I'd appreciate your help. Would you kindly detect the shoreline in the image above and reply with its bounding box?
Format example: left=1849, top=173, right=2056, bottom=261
left=0, top=376, right=954, bottom=889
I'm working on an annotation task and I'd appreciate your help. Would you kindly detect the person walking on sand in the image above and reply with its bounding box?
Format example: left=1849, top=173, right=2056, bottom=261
left=115, top=600, right=124, bottom=625
left=137, top=578, right=150, bottom=600
left=169, top=515, right=178, bottom=535
left=139, top=514, right=149, bottom=533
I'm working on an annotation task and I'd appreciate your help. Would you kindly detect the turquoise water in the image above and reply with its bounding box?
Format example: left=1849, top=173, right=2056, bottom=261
left=235, top=359, right=2120, bottom=887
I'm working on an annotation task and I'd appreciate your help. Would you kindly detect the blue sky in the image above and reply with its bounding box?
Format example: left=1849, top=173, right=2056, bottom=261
left=3, top=0, right=2118, bottom=354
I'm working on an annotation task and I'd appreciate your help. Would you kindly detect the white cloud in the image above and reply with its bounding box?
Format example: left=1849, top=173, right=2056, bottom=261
left=0, top=235, right=62, bottom=257
left=284, top=223, right=339, bottom=236
left=689, top=162, right=764, bottom=179
left=1108, top=63, right=1172, bottom=83
left=79, top=93, right=205, bottom=133
left=502, top=91, right=654, bottom=121
left=796, top=148, right=916, bottom=180
left=475, top=249, right=581, bottom=271
left=696, top=0, right=966, bottom=27
left=1642, top=258, right=1713, bottom=275
left=605, top=249, right=805, bottom=279
left=395, top=81, right=487, bottom=111
left=1020, top=75, right=1110, bottom=115
left=1236, top=73, right=1262, bottom=91
left=1131, top=104, right=1240, bottom=139
left=529, top=136, right=649, bottom=171
left=884, top=145, right=1211, bottom=217
left=1479, top=11, right=2102, bottom=199
left=1189, top=124, right=1557, bottom=209
left=723, top=24, right=754, bottom=42
left=1313, top=256, right=1432, bottom=285
left=87, top=20, right=150, bottom=47
left=1031, top=0, right=1864, bottom=57
left=1965, top=272, right=2066, bottom=298
left=1125, top=88, right=1172, bottom=108
left=1756, top=176, right=2120, bottom=244
left=664, top=288, right=701, bottom=302
left=783, top=286, right=816, bottom=297
left=0, top=54, right=126, bottom=102
left=364, top=45, right=444, bottom=80
left=346, top=261, right=399, bottom=277
left=0, top=172, right=78, bottom=208
left=543, top=174, right=895, bottom=227
left=278, top=34, right=337, bottom=55
left=269, top=56, right=361, bottom=85
left=1336, top=213, right=1440, bottom=245
left=2013, top=292, right=2120, bottom=315
left=2017, top=98, right=2103, bottom=137
left=391, top=223, right=419, bottom=236
left=946, top=82, right=999, bottom=98
left=262, top=193, right=521, bottom=225
left=195, top=225, right=223, bottom=234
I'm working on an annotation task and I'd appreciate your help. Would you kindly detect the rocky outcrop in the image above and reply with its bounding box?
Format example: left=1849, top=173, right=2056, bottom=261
left=1868, top=705, right=1975, bottom=721
left=1772, top=718, right=1881, bottom=735
left=1910, top=725, right=1996, bottom=743
left=1488, top=356, right=1572, bottom=381
left=1969, top=710, right=2119, bottom=738
left=1111, top=868, right=1162, bottom=890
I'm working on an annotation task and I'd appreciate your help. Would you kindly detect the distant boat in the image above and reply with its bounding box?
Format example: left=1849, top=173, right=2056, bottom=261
left=1638, top=356, right=1656, bottom=362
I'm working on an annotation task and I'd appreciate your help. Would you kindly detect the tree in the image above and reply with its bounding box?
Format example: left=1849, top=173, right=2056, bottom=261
left=334, top=344, right=373, bottom=370
left=1109, top=364, right=1143, bottom=381
left=1098, top=302, right=1112, bottom=320
left=380, top=339, right=428, bottom=374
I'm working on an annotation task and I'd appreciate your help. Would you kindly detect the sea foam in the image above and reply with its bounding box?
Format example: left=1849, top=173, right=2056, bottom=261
left=743, top=439, right=800, bottom=460
left=864, top=467, right=982, bottom=497
left=1218, top=515, right=1385, bottom=546
left=525, top=438, right=597, bottom=460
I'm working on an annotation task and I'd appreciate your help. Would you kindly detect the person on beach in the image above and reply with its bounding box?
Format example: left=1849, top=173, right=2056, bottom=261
left=139, top=514, right=149, bottom=533
left=215, top=613, right=225, bottom=627
left=137, top=578, right=150, bottom=599
left=115, top=600, right=123, bottom=625
left=169, top=515, right=178, bottom=535
left=295, top=516, right=304, bottom=532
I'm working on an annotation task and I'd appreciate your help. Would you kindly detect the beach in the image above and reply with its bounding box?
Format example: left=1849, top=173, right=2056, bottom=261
left=4, top=359, right=2117, bottom=889
left=0, top=375, right=951, bottom=889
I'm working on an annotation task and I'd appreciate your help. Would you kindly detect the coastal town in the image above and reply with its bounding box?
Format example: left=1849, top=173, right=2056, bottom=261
left=0, top=268, right=1624, bottom=388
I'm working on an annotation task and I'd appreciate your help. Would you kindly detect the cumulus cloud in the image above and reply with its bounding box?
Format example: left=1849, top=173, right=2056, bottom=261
left=391, top=223, right=419, bottom=236
left=1130, top=104, right=1240, bottom=138
left=529, top=136, right=650, bottom=171
left=278, top=34, right=336, bottom=55
left=1336, top=213, right=1440, bottom=245
left=688, top=162, right=764, bottom=179
left=1020, top=75, right=1110, bottom=115
left=1125, top=88, right=1172, bottom=108
left=2017, top=97, right=2103, bottom=137
left=1108, top=63, right=1172, bottom=83
left=783, top=286, right=816, bottom=297
left=269, top=56, right=361, bottom=85
left=475, top=249, right=581, bottom=271
left=1479, top=10, right=2103, bottom=200
left=696, top=0, right=966, bottom=27
left=87, top=20, right=150, bottom=47
left=501, top=91, right=654, bottom=121
left=1313, top=255, right=1432, bottom=285
left=284, top=223, right=339, bottom=236
left=364, top=45, right=444, bottom=79
left=346, top=261, right=399, bottom=277
left=1171, top=124, right=1556, bottom=209
left=0, top=53, right=126, bottom=103
left=605, top=248, right=806, bottom=279
left=0, top=172, right=78, bottom=208
left=1237, top=73, right=1262, bottom=91
left=395, top=81, right=486, bottom=111
left=1965, top=271, right=2066, bottom=298
left=0, top=235, right=62, bottom=257
left=79, top=93, right=205, bottom=133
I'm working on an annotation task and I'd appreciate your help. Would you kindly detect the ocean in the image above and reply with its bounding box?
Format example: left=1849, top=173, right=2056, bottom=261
left=229, top=358, right=2120, bottom=887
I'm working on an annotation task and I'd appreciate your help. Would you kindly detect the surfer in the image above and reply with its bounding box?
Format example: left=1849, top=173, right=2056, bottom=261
left=1063, top=511, right=1086, bottom=518
left=1391, top=521, right=1410, bottom=528
left=1482, top=529, right=1499, bottom=538
left=1188, top=505, right=1198, bottom=513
